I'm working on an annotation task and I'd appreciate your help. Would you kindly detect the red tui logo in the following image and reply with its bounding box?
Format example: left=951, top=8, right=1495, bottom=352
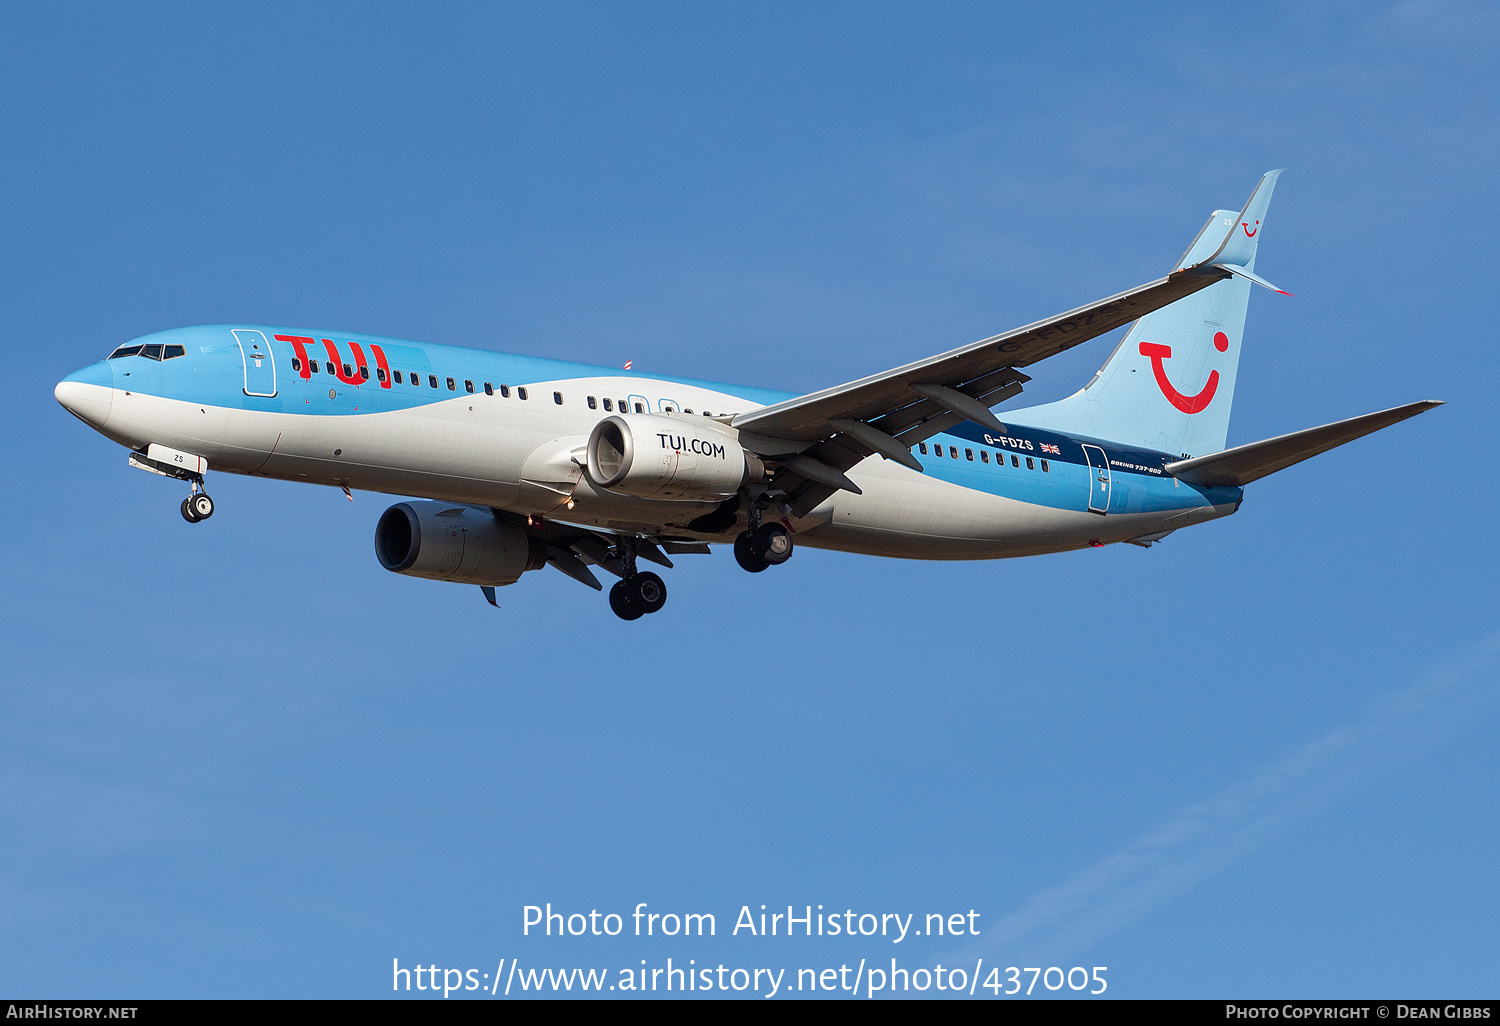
left=1139, top=332, right=1229, bottom=414
left=277, top=335, right=391, bottom=389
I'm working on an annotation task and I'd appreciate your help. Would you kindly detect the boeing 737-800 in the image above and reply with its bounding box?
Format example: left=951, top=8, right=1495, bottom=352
left=54, top=172, right=1439, bottom=619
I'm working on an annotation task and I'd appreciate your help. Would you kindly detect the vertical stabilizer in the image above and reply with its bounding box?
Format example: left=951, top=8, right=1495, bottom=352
left=1011, top=171, right=1283, bottom=457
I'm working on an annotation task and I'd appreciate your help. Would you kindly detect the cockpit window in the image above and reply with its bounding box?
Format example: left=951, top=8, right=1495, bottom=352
left=162, top=344, right=185, bottom=359
left=139, top=344, right=163, bottom=360
left=108, top=345, right=143, bottom=359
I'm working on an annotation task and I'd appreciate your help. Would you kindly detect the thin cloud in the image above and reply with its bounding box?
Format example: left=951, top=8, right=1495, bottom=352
left=956, top=636, right=1500, bottom=965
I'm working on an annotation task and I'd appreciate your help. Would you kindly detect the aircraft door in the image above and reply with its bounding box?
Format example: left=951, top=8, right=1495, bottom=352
left=1081, top=444, right=1111, bottom=514
left=233, top=329, right=277, bottom=397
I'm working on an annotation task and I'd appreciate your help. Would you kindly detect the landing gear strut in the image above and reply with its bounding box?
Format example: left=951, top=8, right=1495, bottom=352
left=608, top=540, right=669, bottom=620
left=179, top=476, right=214, bottom=523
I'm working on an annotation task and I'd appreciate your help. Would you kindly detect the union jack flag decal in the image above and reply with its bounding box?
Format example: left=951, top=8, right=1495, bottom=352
left=1040, top=442, right=1061, bottom=455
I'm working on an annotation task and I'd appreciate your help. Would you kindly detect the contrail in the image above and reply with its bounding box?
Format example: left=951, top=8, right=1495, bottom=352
left=956, top=636, right=1500, bottom=965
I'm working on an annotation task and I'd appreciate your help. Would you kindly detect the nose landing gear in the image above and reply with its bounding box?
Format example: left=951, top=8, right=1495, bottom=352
left=179, top=477, right=215, bottom=523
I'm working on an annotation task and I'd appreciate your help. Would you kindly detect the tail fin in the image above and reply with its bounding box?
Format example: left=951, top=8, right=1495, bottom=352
left=1012, top=171, right=1284, bottom=457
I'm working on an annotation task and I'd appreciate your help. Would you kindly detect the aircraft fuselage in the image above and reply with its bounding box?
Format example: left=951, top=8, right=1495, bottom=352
left=56, top=324, right=1240, bottom=560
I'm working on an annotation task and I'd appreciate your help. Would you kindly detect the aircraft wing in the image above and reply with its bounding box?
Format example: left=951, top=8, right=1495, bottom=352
left=731, top=264, right=1233, bottom=516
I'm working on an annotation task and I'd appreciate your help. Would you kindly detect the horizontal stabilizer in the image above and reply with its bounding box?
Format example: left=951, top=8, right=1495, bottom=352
left=1165, top=400, right=1443, bottom=487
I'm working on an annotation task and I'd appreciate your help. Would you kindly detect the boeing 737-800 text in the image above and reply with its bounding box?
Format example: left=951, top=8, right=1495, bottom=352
left=54, top=172, right=1440, bottom=619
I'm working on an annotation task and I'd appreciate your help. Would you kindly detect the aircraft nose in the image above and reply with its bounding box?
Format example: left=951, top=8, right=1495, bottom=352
left=55, top=361, right=115, bottom=430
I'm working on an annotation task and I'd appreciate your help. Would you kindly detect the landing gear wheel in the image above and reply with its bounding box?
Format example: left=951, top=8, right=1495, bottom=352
left=734, top=531, right=768, bottom=573
left=189, top=493, right=215, bottom=521
left=626, top=571, right=667, bottom=614
left=609, top=580, right=644, bottom=621
left=180, top=497, right=201, bottom=523
left=753, top=523, right=793, bottom=565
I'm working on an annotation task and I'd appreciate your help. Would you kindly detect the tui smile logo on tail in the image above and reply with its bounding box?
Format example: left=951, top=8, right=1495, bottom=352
left=1139, top=332, right=1229, bottom=414
left=1242, top=219, right=1260, bottom=237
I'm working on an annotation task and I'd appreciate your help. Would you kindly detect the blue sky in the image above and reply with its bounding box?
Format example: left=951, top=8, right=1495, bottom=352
left=2, top=1, right=1496, bottom=999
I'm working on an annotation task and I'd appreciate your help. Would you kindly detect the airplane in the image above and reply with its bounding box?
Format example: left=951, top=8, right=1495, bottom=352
left=54, top=171, right=1440, bottom=620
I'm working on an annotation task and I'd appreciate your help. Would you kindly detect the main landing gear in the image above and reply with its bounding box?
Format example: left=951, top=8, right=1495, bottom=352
left=179, top=476, right=215, bottom=523
left=609, top=572, right=667, bottom=621
left=734, top=513, right=793, bottom=574
left=607, top=540, right=669, bottom=620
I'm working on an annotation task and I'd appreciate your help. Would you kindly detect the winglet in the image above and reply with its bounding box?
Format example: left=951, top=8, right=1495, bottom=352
left=1197, top=169, right=1283, bottom=270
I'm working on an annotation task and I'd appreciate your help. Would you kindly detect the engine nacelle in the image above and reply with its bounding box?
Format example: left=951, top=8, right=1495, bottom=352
left=586, top=414, right=755, bottom=501
left=375, top=501, right=546, bottom=586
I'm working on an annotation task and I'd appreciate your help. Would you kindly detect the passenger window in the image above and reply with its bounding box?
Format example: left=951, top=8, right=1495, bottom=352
left=163, top=344, right=186, bottom=359
left=342, top=363, right=352, bottom=377
left=588, top=396, right=597, bottom=409
left=107, top=345, right=144, bottom=359
left=980, top=451, right=989, bottom=463
left=618, top=399, right=627, bottom=411
left=1026, top=456, right=1035, bottom=470
left=410, top=370, right=419, bottom=384
left=965, top=448, right=974, bottom=461
left=484, top=382, right=493, bottom=396
left=603, top=398, right=613, bottom=411
left=918, top=442, right=928, bottom=455
left=428, top=375, right=438, bottom=388
left=393, top=370, right=402, bottom=383
left=359, top=365, right=369, bottom=380
left=1041, top=459, right=1050, bottom=472
left=309, top=361, right=319, bottom=374
left=683, top=408, right=692, bottom=414
left=446, top=377, right=456, bottom=391
left=554, top=391, right=563, bottom=405
left=140, top=344, right=163, bottom=360
left=500, top=385, right=511, bottom=397
left=376, top=367, right=387, bottom=382
left=949, top=446, right=958, bottom=458
left=465, top=379, right=474, bottom=393
left=634, top=403, right=644, bottom=413
left=518, top=387, right=529, bottom=400
left=292, top=358, right=302, bottom=372
left=1011, top=455, right=1019, bottom=467
left=325, top=362, right=334, bottom=375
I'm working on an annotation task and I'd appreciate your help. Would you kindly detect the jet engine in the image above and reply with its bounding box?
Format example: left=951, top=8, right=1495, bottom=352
left=375, top=501, right=546, bottom=586
left=586, top=414, right=760, bottom=501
